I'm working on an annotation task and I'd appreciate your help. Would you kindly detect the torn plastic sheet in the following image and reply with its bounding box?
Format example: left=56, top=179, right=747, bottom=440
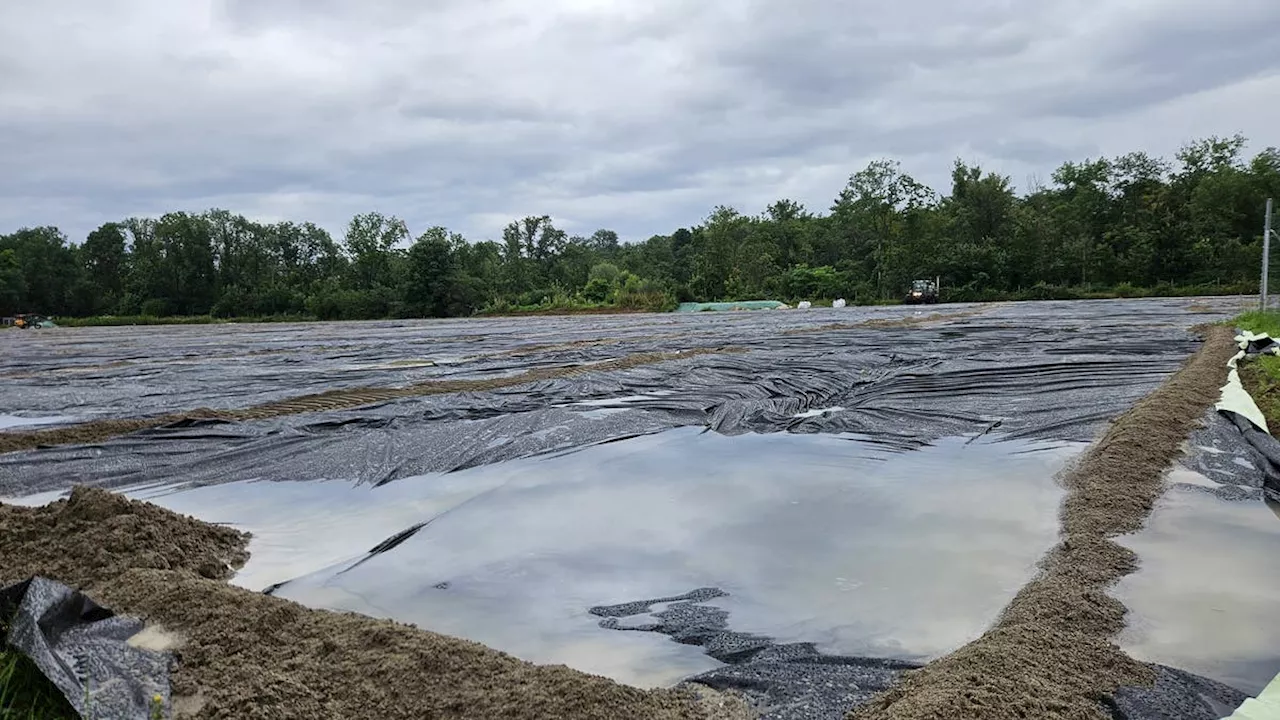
left=1215, top=331, right=1280, bottom=491
left=1216, top=331, right=1280, bottom=435
left=1207, top=331, right=1280, bottom=718
left=0, top=577, right=169, bottom=720
left=1147, top=329, right=1280, bottom=718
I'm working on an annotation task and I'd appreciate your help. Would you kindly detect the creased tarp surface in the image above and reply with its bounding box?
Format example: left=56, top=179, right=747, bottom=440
left=1, top=577, right=169, bottom=720
left=0, top=301, right=1217, bottom=496
left=1215, top=330, right=1280, bottom=493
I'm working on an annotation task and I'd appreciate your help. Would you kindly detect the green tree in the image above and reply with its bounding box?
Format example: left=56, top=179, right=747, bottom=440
left=0, top=226, right=81, bottom=314
left=345, top=212, right=408, bottom=291
left=406, top=227, right=462, bottom=316
left=82, top=222, right=127, bottom=311
left=0, top=248, right=25, bottom=315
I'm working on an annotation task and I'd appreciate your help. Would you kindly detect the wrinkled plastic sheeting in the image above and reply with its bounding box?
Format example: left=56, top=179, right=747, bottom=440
left=1215, top=331, right=1280, bottom=493
left=0, top=348, right=1190, bottom=496
left=0, top=300, right=1213, bottom=496
left=0, top=577, right=169, bottom=720
left=590, top=587, right=920, bottom=719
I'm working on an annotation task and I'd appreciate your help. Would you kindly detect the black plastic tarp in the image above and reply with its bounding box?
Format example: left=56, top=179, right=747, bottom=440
left=0, top=577, right=169, bottom=720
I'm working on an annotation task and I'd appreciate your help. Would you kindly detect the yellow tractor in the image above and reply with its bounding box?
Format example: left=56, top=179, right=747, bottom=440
left=13, top=314, right=56, bottom=329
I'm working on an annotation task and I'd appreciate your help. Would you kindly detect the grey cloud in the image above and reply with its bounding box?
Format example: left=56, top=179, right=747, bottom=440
left=0, top=0, right=1277, bottom=244
left=991, top=1, right=1280, bottom=119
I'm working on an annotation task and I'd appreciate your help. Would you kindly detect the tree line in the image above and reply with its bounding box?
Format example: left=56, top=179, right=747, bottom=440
left=2, top=134, right=1278, bottom=321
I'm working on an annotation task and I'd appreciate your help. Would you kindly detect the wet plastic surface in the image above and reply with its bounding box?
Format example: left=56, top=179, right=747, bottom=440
left=0, top=297, right=1245, bottom=495
left=0, top=295, right=1269, bottom=719
left=0, top=297, right=1239, bottom=422
left=0, top=414, right=78, bottom=430
left=240, top=431, right=1072, bottom=685
left=1115, top=410, right=1280, bottom=695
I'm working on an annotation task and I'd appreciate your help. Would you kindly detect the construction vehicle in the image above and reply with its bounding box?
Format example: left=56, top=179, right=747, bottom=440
left=904, top=279, right=939, bottom=305
left=12, top=314, right=56, bottom=329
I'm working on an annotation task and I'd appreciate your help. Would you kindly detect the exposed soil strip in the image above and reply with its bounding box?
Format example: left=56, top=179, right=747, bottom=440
left=0, top=488, right=751, bottom=720
left=782, top=305, right=999, bottom=335
left=501, top=337, right=627, bottom=356
left=0, top=347, right=740, bottom=455
left=847, top=324, right=1236, bottom=720
left=497, top=333, right=686, bottom=358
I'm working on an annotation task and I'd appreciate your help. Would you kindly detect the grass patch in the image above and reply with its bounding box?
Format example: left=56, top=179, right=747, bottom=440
left=1235, top=310, right=1280, bottom=338
left=0, top=650, right=77, bottom=720
left=1239, top=359, right=1280, bottom=434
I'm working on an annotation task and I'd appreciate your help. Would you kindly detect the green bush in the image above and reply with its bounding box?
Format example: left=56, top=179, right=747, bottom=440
left=1111, top=283, right=1148, bottom=298
left=1017, top=283, right=1083, bottom=301
left=139, top=298, right=170, bottom=317
left=212, top=286, right=249, bottom=318
left=581, top=277, right=612, bottom=303
left=613, top=275, right=673, bottom=312
left=588, top=263, right=621, bottom=285
left=778, top=265, right=849, bottom=301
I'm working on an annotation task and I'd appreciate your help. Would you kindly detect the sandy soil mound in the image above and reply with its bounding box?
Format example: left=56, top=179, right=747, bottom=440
left=0, top=487, right=249, bottom=588
left=0, top=488, right=748, bottom=720
left=848, top=324, right=1238, bottom=720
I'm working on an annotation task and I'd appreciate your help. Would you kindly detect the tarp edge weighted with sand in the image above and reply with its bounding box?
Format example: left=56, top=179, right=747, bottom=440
left=1216, top=330, right=1280, bottom=720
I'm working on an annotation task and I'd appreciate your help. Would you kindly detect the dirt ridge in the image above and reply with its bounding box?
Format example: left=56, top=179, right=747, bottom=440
left=847, top=324, right=1237, bottom=720
left=781, top=304, right=999, bottom=335
left=0, top=346, right=739, bottom=455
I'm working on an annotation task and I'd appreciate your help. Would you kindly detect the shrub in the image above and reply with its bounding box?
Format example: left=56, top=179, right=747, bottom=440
left=581, top=277, right=612, bottom=303
left=139, top=298, right=171, bottom=317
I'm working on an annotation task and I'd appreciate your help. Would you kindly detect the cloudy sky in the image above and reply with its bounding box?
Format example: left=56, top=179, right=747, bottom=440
left=2, top=0, right=1278, bottom=245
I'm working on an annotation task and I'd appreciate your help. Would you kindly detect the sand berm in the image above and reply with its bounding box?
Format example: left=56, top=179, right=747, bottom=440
left=0, top=325, right=1235, bottom=720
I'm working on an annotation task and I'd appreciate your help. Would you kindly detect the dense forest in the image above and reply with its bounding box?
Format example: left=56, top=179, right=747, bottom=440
left=2, top=134, right=1278, bottom=321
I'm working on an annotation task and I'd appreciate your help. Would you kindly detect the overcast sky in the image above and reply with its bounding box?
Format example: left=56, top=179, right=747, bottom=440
left=2, top=0, right=1278, bottom=245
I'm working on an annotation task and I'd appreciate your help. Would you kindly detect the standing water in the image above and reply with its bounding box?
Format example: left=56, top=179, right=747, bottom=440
left=113, top=428, right=1079, bottom=686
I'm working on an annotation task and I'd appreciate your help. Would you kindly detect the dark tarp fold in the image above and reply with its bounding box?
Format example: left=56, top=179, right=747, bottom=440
left=1, top=577, right=170, bottom=720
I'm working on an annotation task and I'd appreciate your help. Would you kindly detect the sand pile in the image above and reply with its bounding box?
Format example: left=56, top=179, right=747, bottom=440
left=0, top=487, right=248, bottom=588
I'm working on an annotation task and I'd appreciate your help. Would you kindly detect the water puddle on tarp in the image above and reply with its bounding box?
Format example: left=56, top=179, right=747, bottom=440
left=77, top=428, right=1079, bottom=687
left=1114, top=470, right=1280, bottom=695
left=0, top=414, right=78, bottom=430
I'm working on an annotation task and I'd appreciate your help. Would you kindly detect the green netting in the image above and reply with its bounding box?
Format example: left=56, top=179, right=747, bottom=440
left=675, top=301, right=787, bottom=312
